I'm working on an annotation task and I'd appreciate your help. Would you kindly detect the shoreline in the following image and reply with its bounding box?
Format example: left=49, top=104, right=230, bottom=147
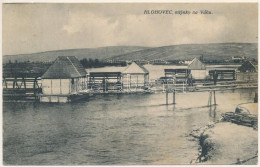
left=190, top=103, right=258, bottom=165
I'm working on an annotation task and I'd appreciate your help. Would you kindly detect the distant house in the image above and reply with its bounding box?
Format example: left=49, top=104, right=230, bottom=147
left=40, top=56, right=87, bottom=102
left=238, top=61, right=257, bottom=72
left=122, top=62, right=149, bottom=90
left=133, top=59, right=149, bottom=65
left=149, top=59, right=169, bottom=65
left=184, top=60, right=192, bottom=64
left=188, top=58, right=207, bottom=80
left=232, top=56, right=245, bottom=61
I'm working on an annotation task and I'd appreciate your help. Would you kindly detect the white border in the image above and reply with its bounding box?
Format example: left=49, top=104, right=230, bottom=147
left=0, top=1, right=259, bottom=167
left=0, top=0, right=259, bottom=2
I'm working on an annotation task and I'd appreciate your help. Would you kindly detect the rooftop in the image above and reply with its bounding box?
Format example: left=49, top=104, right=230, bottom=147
left=41, top=56, right=87, bottom=79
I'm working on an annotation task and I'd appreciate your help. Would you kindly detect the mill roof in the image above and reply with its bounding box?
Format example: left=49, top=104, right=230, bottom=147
left=41, top=56, right=87, bottom=79
left=188, top=58, right=206, bottom=70
left=238, top=61, right=257, bottom=72
left=122, top=62, right=149, bottom=74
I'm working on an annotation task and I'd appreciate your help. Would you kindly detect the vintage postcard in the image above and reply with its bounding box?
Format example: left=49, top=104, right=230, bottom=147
left=1, top=1, right=258, bottom=165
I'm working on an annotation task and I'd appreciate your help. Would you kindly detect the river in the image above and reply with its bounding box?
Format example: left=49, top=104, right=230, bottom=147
left=3, top=88, right=257, bottom=165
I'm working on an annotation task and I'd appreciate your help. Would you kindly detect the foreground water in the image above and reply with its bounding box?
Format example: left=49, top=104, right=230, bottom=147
left=3, top=88, right=257, bottom=165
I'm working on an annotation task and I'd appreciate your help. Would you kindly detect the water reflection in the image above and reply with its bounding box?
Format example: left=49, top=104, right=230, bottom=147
left=209, top=105, right=217, bottom=122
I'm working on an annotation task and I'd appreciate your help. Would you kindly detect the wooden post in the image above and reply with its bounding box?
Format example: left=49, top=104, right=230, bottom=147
left=130, top=75, right=131, bottom=88
left=213, top=90, right=216, bottom=105
left=254, top=92, right=258, bottom=103
left=208, top=90, right=217, bottom=106
left=35, top=78, right=39, bottom=88
left=183, top=81, right=185, bottom=92
left=121, top=81, right=123, bottom=91
left=173, top=90, right=176, bottom=104
left=23, top=77, right=26, bottom=89
left=13, top=77, right=19, bottom=88
left=33, top=77, right=36, bottom=95
left=13, top=78, right=15, bottom=88
left=3, top=77, right=7, bottom=88
left=210, top=91, right=212, bottom=106
left=166, top=91, right=168, bottom=105
left=104, top=79, right=107, bottom=92
left=163, top=83, right=165, bottom=92
left=208, top=91, right=212, bottom=106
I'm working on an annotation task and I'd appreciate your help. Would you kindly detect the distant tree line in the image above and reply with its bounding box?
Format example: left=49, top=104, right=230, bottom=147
left=4, top=61, right=52, bottom=75
left=80, top=58, right=127, bottom=68
left=204, top=58, right=258, bottom=65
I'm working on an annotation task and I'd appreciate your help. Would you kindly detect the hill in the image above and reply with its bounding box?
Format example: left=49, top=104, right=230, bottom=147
left=3, top=46, right=149, bottom=63
left=109, top=43, right=258, bottom=61
left=3, top=43, right=257, bottom=63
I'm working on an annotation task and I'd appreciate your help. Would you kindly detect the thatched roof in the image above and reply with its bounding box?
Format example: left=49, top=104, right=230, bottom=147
left=188, top=58, right=206, bottom=70
left=41, top=56, right=86, bottom=79
left=122, top=62, right=149, bottom=74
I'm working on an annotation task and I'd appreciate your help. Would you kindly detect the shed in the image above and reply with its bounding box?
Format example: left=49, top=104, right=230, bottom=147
left=122, top=62, right=149, bottom=89
left=238, top=61, right=257, bottom=72
left=188, top=58, right=207, bottom=80
left=208, top=69, right=236, bottom=80
left=40, top=56, right=87, bottom=102
left=88, top=72, right=122, bottom=92
left=164, top=68, right=191, bottom=82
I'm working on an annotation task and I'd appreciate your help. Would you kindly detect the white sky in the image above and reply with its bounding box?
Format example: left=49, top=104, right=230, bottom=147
left=2, top=3, right=258, bottom=55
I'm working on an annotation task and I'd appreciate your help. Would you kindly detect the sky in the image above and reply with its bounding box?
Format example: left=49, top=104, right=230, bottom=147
left=2, top=3, right=258, bottom=55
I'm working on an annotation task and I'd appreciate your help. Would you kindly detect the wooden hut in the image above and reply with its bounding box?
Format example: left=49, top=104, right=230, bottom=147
left=188, top=58, right=207, bottom=80
left=40, top=56, right=87, bottom=102
left=122, top=62, right=149, bottom=90
left=208, top=69, right=236, bottom=81
left=88, top=72, right=122, bottom=92
left=87, top=66, right=125, bottom=92
left=238, top=61, right=257, bottom=72
left=164, top=68, right=191, bottom=83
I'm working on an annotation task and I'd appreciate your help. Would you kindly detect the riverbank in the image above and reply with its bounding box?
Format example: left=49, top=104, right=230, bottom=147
left=190, top=103, right=258, bottom=165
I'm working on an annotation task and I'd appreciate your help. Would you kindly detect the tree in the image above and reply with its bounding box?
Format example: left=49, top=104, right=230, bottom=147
left=80, top=58, right=89, bottom=68
left=199, top=55, right=204, bottom=62
left=88, top=58, right=94, bottom=68
left=94, top=59, right=99, bottom=67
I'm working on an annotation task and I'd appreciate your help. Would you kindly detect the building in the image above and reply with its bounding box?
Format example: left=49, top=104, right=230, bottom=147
left=208, top=69, right=236, bottom=81
left=133, top=59, right=149, bottom=65
left=184, top=60, right=192, bottom=64
left=40, top=56, right=87, bottom=102
left=122, top=62, right=149, bottom=90
left=238, top=61, right=257, bottom=72
left=232, top=56, right=246, bottom=61
left=188, top=58, right=207, bottom=80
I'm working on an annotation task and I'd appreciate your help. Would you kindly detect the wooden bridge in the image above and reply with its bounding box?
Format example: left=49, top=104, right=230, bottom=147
left=3, top=72, right=43, bottom=102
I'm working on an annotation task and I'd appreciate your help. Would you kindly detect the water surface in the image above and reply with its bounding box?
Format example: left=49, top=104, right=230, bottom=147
left=3, top=88, right=257, bottom=165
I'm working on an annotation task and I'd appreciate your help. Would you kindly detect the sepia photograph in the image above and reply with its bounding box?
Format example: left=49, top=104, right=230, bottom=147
left=1, top=1, right=258, bottom=165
